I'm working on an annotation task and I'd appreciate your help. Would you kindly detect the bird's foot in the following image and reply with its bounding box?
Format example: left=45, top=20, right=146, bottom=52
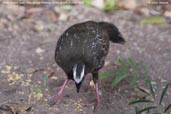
left=48, top=79, right=69, bottom=106
left=48, top=95, right=58, bottom=106
left=93, top=98, right=99, bottom=113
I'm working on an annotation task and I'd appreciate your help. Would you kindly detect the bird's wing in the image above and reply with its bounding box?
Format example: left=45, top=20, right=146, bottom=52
left=55, top=21, right=109, bottom=71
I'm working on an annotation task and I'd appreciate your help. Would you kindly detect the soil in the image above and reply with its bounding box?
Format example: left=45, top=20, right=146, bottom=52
left=0, top=4, right=171, bottom=114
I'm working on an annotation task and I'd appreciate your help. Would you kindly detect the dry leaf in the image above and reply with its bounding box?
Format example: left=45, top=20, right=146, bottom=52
left=59, top=13, right=69, bottom=21
left=0, top=23, right=6, bottom=29
left=134, top=85, right=150, bottom=99
left=0, top=102, right=32, bottom=114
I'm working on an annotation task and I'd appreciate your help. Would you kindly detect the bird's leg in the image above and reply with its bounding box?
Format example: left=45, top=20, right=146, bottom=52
left=92, top=72, right=100, bottom=112
left=49, top=79, right=69, bottom=106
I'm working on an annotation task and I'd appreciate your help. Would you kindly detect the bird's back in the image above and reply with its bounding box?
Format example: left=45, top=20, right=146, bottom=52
left=55, top=21, right=109, bottom=73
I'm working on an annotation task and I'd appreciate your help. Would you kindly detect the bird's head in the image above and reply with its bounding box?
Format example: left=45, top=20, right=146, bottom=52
left=73, top=64, right=85, bottom=93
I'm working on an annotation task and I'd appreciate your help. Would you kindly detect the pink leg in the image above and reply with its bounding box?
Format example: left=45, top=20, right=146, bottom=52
left=49, top=79, right=69, bottom=106
left=93, top=83, right=100, bottom=112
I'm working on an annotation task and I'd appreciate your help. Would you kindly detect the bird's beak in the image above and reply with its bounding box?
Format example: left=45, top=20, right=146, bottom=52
left=75, top=82, right=82, bottom=93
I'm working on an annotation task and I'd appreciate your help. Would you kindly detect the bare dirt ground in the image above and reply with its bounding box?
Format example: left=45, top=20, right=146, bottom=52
left=0, top=4, right=171, bottom=114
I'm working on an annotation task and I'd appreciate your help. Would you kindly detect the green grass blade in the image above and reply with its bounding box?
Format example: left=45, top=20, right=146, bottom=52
left=82, top=0, right=92, bottom=6
left=128, top=58, right=137, bottom=70
left=118, top=58, right=129, bottom=73
left=164, top=104, right=171, bottom=113
left=159, top=83, right=171, bottom=105
left=140, top=16, right=166, bottom=25
left=135, top=107, right=139, bottom=114
left=99, top=71, right=117, bottom=79
left=138, top=106, right=157, bottom=113
left=61, top=5, right=74, bottom=11
left=129, top=99, right=153, bottom=105
left=128, top=58, right=139, bottom=88
left=146, top=109, right=150, bottom=114
left=130, top=74, right=138, bottom=88
left=141, top=61, right=149, bottom=79
left=146, top=79, right=155, bottom=97
left=34, top=86, right=42, bottom=94
left=111, top=73, right=127, bottom=87
left=104, top=0, right=116, bottom=11
left=43, top=75, right=48, bottom=88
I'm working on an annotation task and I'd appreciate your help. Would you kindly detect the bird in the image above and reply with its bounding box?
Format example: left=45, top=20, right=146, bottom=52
left=49, top=21, right=125, bottom=112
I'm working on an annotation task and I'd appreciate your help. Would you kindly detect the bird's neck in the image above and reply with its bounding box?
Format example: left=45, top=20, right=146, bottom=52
left=73, top=63, right=85, bottom=84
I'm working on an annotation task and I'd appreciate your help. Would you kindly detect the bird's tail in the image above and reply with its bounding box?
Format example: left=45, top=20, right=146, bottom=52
left=98, top=22, right=125, bottom=44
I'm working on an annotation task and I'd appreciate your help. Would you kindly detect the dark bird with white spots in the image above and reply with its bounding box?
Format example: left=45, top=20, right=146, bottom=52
left=49, top=21, right=125, bottom=112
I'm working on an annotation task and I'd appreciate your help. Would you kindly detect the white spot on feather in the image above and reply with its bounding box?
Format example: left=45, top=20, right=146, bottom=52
left=70, top=40, right=73, bottom=47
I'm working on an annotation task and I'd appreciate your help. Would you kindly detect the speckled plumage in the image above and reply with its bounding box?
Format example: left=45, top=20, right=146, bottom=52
left=51, top=21, right=125, bottom=111
left=55, top=21, right=111, bottom=79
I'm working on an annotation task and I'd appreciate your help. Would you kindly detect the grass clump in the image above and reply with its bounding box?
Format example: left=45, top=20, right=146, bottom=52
left=100, top=57, right=140, bottom=88
left=129, top=83, right=171, bottom=114
left=102, top=57, right=171, bottom=114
